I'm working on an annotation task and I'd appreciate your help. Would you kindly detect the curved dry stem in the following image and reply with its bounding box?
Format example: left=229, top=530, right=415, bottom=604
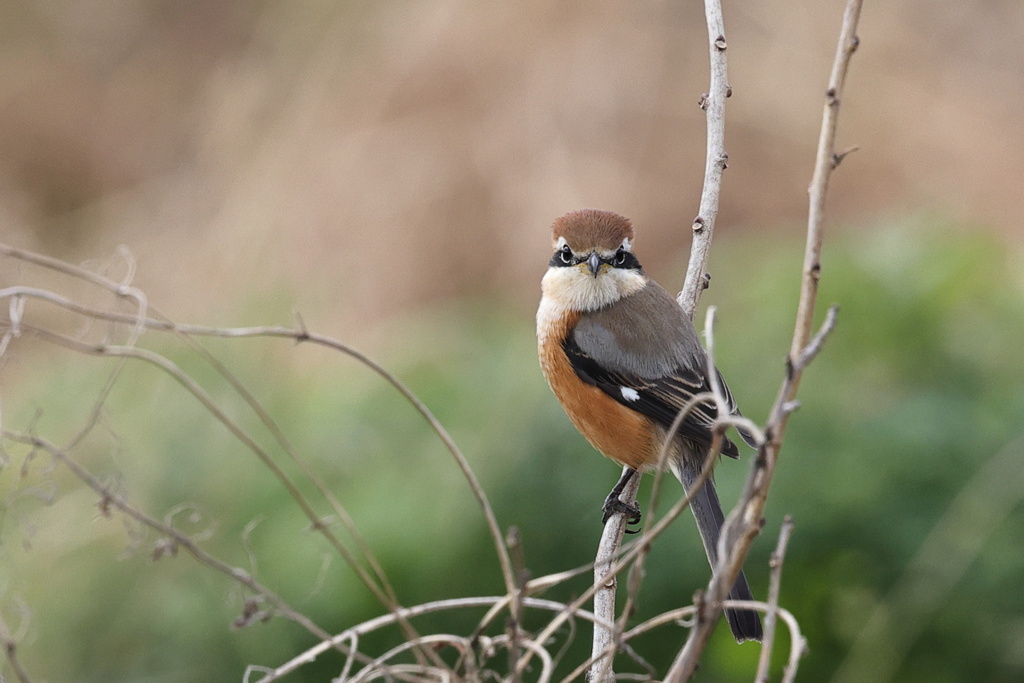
left=0, top=281, right=441, bottom=662
left=261, top=596, right=603, bottom=682
left=2, top=243, right=517, bottom=677
left=0, top=266, right=516, bottom=600
left=1, top=429, right=349, bottom=658
left=347, top=634, right=474, bottom=683
left=0, top=608, right=33, bottom=683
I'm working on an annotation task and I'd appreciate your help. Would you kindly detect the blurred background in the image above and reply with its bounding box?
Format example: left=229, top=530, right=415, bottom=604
left=1, top=1, right=1023, bottom=681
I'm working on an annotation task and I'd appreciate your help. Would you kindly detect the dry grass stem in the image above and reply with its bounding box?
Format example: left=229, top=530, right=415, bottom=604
left=1, top=430, right=348, bottom=658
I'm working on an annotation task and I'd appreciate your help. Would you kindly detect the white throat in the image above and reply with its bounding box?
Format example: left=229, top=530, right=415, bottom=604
left=536, top=265, right=646, bottom=344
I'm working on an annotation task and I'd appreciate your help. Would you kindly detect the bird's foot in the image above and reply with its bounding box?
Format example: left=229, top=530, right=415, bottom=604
left=601, top=493, right=642, bottom=533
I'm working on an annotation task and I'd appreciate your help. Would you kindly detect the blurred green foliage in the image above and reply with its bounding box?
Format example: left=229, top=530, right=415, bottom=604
left=2, top=220, right=1023, bottom=681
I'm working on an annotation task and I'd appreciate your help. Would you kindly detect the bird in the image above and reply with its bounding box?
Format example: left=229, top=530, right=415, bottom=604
left=536, top=208, right=762, bottom=643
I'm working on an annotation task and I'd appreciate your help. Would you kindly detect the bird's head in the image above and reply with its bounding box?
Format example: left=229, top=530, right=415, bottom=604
left=541, top=209, right=648, bottom=312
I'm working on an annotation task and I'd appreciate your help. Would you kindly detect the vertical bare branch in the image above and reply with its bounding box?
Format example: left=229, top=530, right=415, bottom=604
left=791, top=0, right=863, bottom=363
left=666, top=1, right=863, bottom=680
left=592, top=0, right=732, bottom=674
left=591, top=1, right=734, bottom=676
left=678, top=0, right=730, bottom=319
left=589, top=470, right=642, bottom=683
left=755, top=516, right=796, bottom=682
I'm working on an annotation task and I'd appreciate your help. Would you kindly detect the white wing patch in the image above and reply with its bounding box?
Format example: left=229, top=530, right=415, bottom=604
left=620, top=386, right=640, bottom=402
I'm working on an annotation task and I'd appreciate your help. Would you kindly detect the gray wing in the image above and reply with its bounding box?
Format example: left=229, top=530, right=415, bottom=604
left=569, top=282, right=752, bottom=453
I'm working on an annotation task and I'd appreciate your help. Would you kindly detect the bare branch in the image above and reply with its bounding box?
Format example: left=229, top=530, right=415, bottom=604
left=260, top=596, right=603, bottom=682
left=794, top=303, right=840, bottom=372
left=791, top=0, right=862, bottom=362
left=678, top=0, right=731, bottom=319
left=547, top=395, right=723, bottom=681
left=1, top=429, right=350, bottom=659
left=0, top=606, right=32, bottom=683
left=0, top=255, right=517, bottom=602
left=755, top=516, right=798, bottom=682
left=666, top=2, right=863, bottom=679
left=589, top=466, right=641, bottom=682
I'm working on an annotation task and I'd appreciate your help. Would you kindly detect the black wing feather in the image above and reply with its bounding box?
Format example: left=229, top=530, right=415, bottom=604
left=563, top=334, right=741, bottom=457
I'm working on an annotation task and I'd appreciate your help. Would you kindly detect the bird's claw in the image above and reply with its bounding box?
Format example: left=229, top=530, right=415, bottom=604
left=601, top=495, right=642, bottom=533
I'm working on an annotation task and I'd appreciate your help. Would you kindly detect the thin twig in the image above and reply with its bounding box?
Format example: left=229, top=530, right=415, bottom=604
left=260, top=596, right=602, bottom=682
left=679, top=0, right=731, bottom=320
left=589, top=467, right=641, bottom=682
left=791, top=0, right=862, bottom=363
left=0, top=609, right=32, bottom=683
left=1, top=429, right=352, bottom=660
left=755, top=516, right=796, bottom=682
left=592, top=0, right=731, bottom=673
left=0, top=272, right=516, bottom=600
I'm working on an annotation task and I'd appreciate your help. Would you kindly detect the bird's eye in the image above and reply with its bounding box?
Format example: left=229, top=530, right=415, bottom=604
left=613, top=249, right=628, bottom=266
left=558, top=245, right=573, bottom=264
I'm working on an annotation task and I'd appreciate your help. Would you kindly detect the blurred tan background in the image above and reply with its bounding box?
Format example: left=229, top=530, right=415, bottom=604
left=3, top=0, right=1021, bottom=328
left=4, top=3, right=1024, bottom=681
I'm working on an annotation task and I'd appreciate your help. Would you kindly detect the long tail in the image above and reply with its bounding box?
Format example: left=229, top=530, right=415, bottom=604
left=674, top=461, right=763, bottom=643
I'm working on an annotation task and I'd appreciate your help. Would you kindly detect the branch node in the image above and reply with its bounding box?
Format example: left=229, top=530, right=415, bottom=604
left=826, top=87, right=839, bottom=106
left=714, top=35, right=727, bottom=51
left=97, top=493, right=114, bottom=518
left=698, top=92, right=709, bottom=110
left=293, top=311, right=310, bottom=343
left=152, top=537, right=179, bottom=561
left=795, top=304, right=840, bottom=370
left=691, top=216, right=706, bottom=233
left=701, top=272, right=711, bottom=291
left=831, top=145, right=860, bottom=169
left=725, top=85, right=733, bottom=98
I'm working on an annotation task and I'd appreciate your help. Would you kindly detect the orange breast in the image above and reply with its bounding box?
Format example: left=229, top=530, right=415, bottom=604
left=539, top=312, right=658, bottom=471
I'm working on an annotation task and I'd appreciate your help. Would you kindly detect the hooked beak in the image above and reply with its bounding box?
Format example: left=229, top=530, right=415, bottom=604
left=586, top=252, right=601, bottom=277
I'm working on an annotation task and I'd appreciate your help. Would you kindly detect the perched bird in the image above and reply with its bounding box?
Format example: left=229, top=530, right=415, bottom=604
left=536, top=208, right=762, bottom=642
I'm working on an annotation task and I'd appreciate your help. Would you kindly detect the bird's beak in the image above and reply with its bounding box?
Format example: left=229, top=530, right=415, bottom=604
left=586, top=252, right=601, bottom=277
